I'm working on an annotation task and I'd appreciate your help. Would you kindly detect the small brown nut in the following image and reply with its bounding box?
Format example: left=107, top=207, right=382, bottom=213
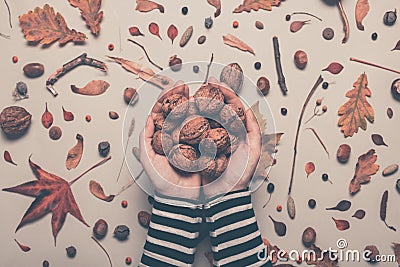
left=364, top=245, right=379, bottom=262
left=194, top=84, right=225, bottom=116
left=49, top=126, right=62, bottom=140
left=23, top=63, right=44, bottom=78
left=203, top=128, right=230, bottom=154
left=222, top=134, right=239, bottom=155
left=336, top=144, right=351, bottom=163
left=138, top=211, right=151, bottom=229
left=124, top=87, right=138, bottom=105
left=0, top=106, right=32, bottom=138
left=302, top=227, right=316, bottom=247
left=169, top=55, right=182, bottom=72
left=220, top=63, right=244, bottom=93
left=93, top=219, right=108, bottom=239
left=200, top=154, right=228, bottom=181
left=294, top=50, right=308, bottom=70
left=179, top=116, right=210, bottom=145
left=219, top=104, right=246, bottom=134
left=162, top=94, right=188, bottom=120
left=257, top=76, right=270, bottom=96
left=152, top=130, right=173, bottom=155
left=168, top=144, right=199, bottom=172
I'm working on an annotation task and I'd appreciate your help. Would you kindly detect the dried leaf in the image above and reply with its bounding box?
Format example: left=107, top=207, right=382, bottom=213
left=66, top=134, right=84, bottom=170
left=2, top=157, right=111, bottom=245
left=167, top=24, right=178, bottom=44
left=149, top=22, right=161, bottom=40
left=392, top=243, right=400, bottom=265
left=391, top=40, right=400, bottom=51
left=352, top=209, right=366, bottom=219
left=71, top=80, right=110, bottom=96
left=4, top=150, right=17, bottom=166
left=89, top=180, right=115, bottom=202
left=382, top=164, right=398, bottom=176
left=14, top=239, right=31, bottom=252
left=322, top=62, right=344, bottom=75
left=107, top=56, right=174, bottom=90
left=207, top=0, right=221, bottom=17
left=233, top=0, right=281, bottom=13
left=326, top=200, right=351, bottom=211
left=19, top=4, right=86, bottom=45
left=305, top=162, right=315, bottom=177
left=349, top=149, right=379, bottom=194
left=41, top=103, right=53, bottom=129
left=223, top=34, right=255, bottom=55
left=355, top=0, right=369, bottom=31
left=332, top=217, right=350, bottom=231
left=338, top=73, right=374, bottom=137
left=62, top=106, right=74, bottom=122
left=135, top=0, right=164, bottom=13
left=380, top=190, right=396, bottom=231
left=68, top=0, right=103, bottom=35
left=371, top=134, right=388, bottom=147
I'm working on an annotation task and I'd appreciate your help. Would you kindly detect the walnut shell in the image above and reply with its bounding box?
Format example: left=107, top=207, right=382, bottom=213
left=200, top=154, right=228, bottom=181
left=179, top=116, right=210, bottom=145
left=152, top=131, right=173, bottom=155
left=202, top=128, right=230, bottom=155
left=168, top=144, right=198, bottom=172
left=220, top=63, right=244, bottom=93
left=219, top=104, right=246, bottom=134
left=193, top=84, right=225, bottom=116
left=162, top=94, right=188, bottom=120
left=0, top=106, right=32, bottom=138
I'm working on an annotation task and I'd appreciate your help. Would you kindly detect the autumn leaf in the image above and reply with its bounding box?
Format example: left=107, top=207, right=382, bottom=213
left=66, top=134, right=84, bottom=170
left=223, top=34, right=255, bottom=55
left=71, top=80, right=110, bottom=95
left=19, top=4, right=86, bottom=45
left=233, top=0, right=281, bottom=13
left=207, top=0, right=221, bottom=17
left=338, top=73, right=374, bottom=137
left=135, top=0, right=164, bottom=13
left=349, top=149, right=379, bottom=194
left=355, top=0, right=369, bottom=31
left=69, top=0, right=104, bottom=35
left=2, top=156, right=111, bottom=245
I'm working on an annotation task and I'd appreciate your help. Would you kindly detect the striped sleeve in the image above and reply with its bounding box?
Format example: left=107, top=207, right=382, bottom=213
left=204, top=189, right=272, bottom=267
left=139, top=193, right=203, bottom=267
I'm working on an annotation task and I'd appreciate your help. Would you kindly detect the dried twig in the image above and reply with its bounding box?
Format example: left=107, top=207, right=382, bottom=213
left=128, top=39, right=163, bottom=71
left=204, top=53, right=214, bottom=84
left=91, top=236, right=112, bottom=267
left=350, top=57, right=400, bottom=75
left=288, top=75, right=323, bottom=196
left=4, top=0, right=12, bottom=28
left=337, top=0, right=349, bottom=44
left=306, top=128, right=330, bottom=158
left=273, top=36, right=288, bottom=95
left=46, top=53, right=107, bottom=96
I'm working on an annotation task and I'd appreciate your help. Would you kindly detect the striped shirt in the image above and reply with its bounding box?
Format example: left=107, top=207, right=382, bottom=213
left=140, top=189, right=271, bottom=267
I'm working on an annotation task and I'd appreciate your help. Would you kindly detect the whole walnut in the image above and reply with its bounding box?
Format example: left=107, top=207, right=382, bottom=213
left=202, top=128, right=230, bottom=155
left=179, top=116, right=210, bottom=145
left=0, top=106, right=32, bottom=138
left=200, top=154, right=228, bottom=181
left=222, top=134, right=240, bottom=155
left=162, top=94, right=188, bottom=120
left=219, top=104, right=246, bottom=134
left=152, top=130, right=173, bottom=155
left=193, top=84, right=225, bottom=116
left=153, top=113, right=177, bottom=133
left=168, top=144, right=199, bottom=172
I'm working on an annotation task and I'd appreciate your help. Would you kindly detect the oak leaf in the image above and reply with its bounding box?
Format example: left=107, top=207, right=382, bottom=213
left=355, top=0, right=369, bottom=31
left=2, top=156, right=110, bottom=245
left=135, top=0, right=164, bottom=13
left=233, top=0, right=281, bottom=13
left=19, top=4, right=86, bottom=45
left=66, top=134, right=84, bottom=170
left=68, top=0, right=104, bottom=35
left=338, top=73, right=374, bottom=137
left=223, top=34, right=255, bottom=55
left=349, top=149, right=379, bottom=194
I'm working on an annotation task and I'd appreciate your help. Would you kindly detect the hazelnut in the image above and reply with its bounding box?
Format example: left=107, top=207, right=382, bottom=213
left=200, top=154, right=228, bottom=181
left=152, top=130, right=173, bottom=155
left=336, top=144, right=351, bottom=163
left=194, top=84, right=225, bottom=116
left=219, top=104, right=246, bottom=134
left=179, top=116, right=210, bottom=145
left=168, top=144, right=199, bottom=172
left=124, top=87, right=138, bottom=105
left=202, top=128, right=230, bottom=155
left=294, top=50, right=308, bottom=70
left=257, top=76, right=270, bottom=96
left=169, top=55, right=182, bottom=72
left=162, top=94, right=188, bottom=120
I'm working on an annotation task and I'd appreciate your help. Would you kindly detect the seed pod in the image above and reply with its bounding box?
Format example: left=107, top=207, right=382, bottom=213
left=352, top=209, right=366, bottom=219
left=49, top=126, right=62, bottom=140
left=23, top=63, right=44, bottom=78
left=336, top=144, right=351, bottom=163
left=294, top=50, right=308, bottom=69
left=382, top=164, right=398, bottom=176
left=287, top=196, right=295, bottom=219
left=93, top=219, right=108, bottom=239
left=257, top=76, right=270, bottom=96
left=290, top=20, right=310, bottom=33
left=0, top=106, right=32, bottom=138
left=197, top=35, right=206, bottom=44
left=149, top=22, right=161, bottom=40
left=255, top=21, right=264, bottom=30
left=219, top=63, right=244, bottom=93
left=179, top=26, right=193, bottom=47
left=371, top=134, right=388, bottom=146
left=138, top=211, right=151, bottom=228
left=322, top=62, right=344, bottom=74
left=167, top=24, right=178, bottom=44
left=113, top=225, right=130, bottom=240
left=129, top=26, right=144, bottom=36
left=302, top=227, right=316, bottom=247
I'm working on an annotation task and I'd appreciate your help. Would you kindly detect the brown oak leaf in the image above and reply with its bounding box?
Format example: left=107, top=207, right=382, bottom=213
left=19, top=4, right=86, bottom=45
left=69, top=0, right=104, bottom=35
left=135, top=0, right=164, bottom=13
left=349, top=149, right=379, bottom=194
left=338, top=73, right=374, bottom=137
left=233, top=0, right=281, bottom=13
left=2, top=156, right=110, bottom=245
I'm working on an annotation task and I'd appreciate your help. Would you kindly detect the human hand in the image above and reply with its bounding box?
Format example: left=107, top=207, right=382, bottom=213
left=139, top=81, right=201, bottom=200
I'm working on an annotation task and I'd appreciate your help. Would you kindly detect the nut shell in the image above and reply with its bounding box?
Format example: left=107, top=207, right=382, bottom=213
left=162, top=94, right=188, bottom=120
left=168, top=144, right=198, bottom=172
left=220, top=63, right=244, bottom=93
left=152, top=131, right=173, bottom=155
left=194, top=84, right=225, bottom=116
left=179, top=116, right=210, bottom=145
left=0, top=106, right=32, bottom=138
left=203, top=128, right=230, bottom=154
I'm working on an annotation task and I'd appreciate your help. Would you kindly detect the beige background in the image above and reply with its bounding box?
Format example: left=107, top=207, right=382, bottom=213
left=1, top=0, right=400, bottom=266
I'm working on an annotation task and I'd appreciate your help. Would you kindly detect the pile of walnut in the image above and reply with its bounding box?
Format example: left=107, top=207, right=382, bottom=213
left=151, top=83, right=247, bottom=181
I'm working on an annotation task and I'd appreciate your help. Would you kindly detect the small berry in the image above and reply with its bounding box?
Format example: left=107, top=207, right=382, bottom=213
left=322, top=173, right=329, bottom=181
left=12, top=55, right=18, bottom=63
left=233, top=21, right=239, bottom=28
left=125, top=257, right=132, bottom=265
left=85, top=115, right=92, bottom=122
left=281, top=107, right=288, bottom=116
left=308, top=199, right=316, bottom=209
left=285, top=14, right=291, bottom=21
left=181, top=6, right=188, bottom=15
left=371, top=32, right=378, bottom=41
left=322, top=82, right=329, bottom=89
left=322, top=105, right=328, bottom=112
left=254, top=61, right=261, bottom=70
left=121, top=200, right=128, bottom=208
left=276, top=205, right=282, bottom=212
left=267, top=183, right=275, bottom=193
left=108, top=43, right=114, bottom=51
left=193, top=65, right=200, bottom=73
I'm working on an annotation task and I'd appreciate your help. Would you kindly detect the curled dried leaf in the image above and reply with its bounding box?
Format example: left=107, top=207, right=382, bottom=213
left=332, top=217, right=350, bottom=231
left=305, top=162, right=315, bottom=177
left=355, top=0, right=370, bottom=31
left=89, top=180, right=115, bottom=202
left=66, top=134, right=84, bottom=170
left=71, top=80, right=110, bottom=95
left=223, top=34, right=255, bottom=55
left=4, top=150, right=17, bottom=166
left=135, top=0, right=164, bottom=13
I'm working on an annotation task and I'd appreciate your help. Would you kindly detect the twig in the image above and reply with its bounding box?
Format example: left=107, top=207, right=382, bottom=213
left=69, top=156, right=111, bottom=186
left=204, top=53, right=214, bottom=84
left=288, top=75, right=323, bottom=196
left=337, top=0, right=349, bottom=44
left=350, top=57, right=400, bottom=75
left=0, top=32, right=10, bottom=39
left=306, top=128, right=330, bottom=158
left=273, top=36, right=288, bottom=95
left=91, top=236, right=112, bottom=267
left=117, top=117, right=135, bottom=182
left=4, top=0, right=12, bottom=28
left=291, top=12, right=323, bottom=21
left=127, top=39, right=163, bottom=71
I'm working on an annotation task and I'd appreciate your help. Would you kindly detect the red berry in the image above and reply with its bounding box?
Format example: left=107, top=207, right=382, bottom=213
left=108, top=43, right=114, bottom=51
left=233, top=21, right=239, bottom=28
left=85, top=115, right=92, bottom=122
left=276, top=205, right=282, bottom=212
left=121, top=200, right=128, bottom=208
left=125, top=257, right=132, bottom=265
left=12, top=56, right=18, bottom=63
